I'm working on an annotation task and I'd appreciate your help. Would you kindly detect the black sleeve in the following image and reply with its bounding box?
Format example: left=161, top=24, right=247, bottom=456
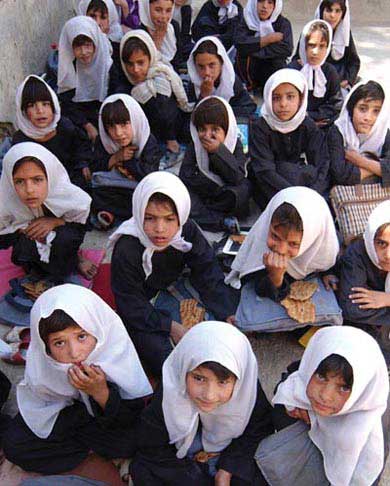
left=344, top=33, right=360, bottom=85
left=230, top=77, right=257, bottom=117
left=191, top=2, right=218, bottom=41
left=208, top=139, right=246, bottom=185
left=244, top=269, right=291, bottom=302
left=0, top=232, right=19, bottom=249
left=308, top=65, right=343, bottom=123
left=11, top=130, right=29, bottom=145
left=58, top=90, right=89, bottom=128
left=254, top=16, right=293, bottom=61
left=62, top=117, right=93, bottom=170
left=304, top=119, right=331, bottom=194
left=181, top=5, right=192, bottom=38
left=327, top=124, right=361, bottom=186
left=0, top=370, right=11, bottom=408
left=380, top=130, right=390, bottom=187
left=179, top=144, right=206, bottom=193
left=272, top=361, right=300, bottom=431
left=129, top=135, right=162, bottom=180
left=91, top=136, right=111, bottom=172
left=108, top=62, right=130, bottom=95
left=234, top=20, right=261, bottom=57
left=171, top=20, right=184, bottom=71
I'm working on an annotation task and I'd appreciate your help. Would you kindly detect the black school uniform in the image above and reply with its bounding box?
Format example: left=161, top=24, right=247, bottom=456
left=111, top=219, right=239, bottom=375
left=179, top=140, right=251, bottom=232
left=90, top=134, right=162, bottom=220
left=3, top=382, right=145, bottom=474
left=0, top=370, right=11, bottom=448
left=191, top=0, right=243, bottom=52
left=248, top=116, right=330, bottom=209
left=175, top=5, right=194, bottom=68
left=235, top=15, right=293, bottom=90
left=130, top=384, right=273, bottom=486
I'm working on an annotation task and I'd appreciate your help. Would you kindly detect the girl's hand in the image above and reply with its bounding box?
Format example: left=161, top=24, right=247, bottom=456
left=84, top=123, right=98, bottom=143
left=340, top=80, right=349, bottom=89
left=121, top=145, right=138, bottom=161
left=263, top=251, right=288, bottom=288
left=349, top=287, right=390, bottom=309
left=82, top=167, right=92, bottom=183
left=225, top=315, right=236, bottom=325
left=286, top=407, right=311, bottom=425
left=68, top=363, right=109, bottom=409
left=200, top=76, right=214, bottom=98
left=215, top=469, right=232, bottom=486
left=24, top=217, right=65, bottom=241
left=113, top=0, right=129, bottom=17
left=322, top=274, right=338, bottom=291
left=345, top=149, right=361, bottom=164
left=200, top=136, right=220, bottom=153
left=170, top=321, right=187, bottom=344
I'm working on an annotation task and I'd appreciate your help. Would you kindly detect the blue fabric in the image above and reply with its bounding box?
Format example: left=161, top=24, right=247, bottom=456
left=187, top=427, right=219, bottom=478
left=21, top=476, right=107, bottom=486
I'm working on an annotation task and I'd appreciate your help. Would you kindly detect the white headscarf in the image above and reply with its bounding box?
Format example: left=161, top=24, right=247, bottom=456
left=98, top=94, right=150, bottom=157
left=261, top=68, right=308, bottom=134
left=0, top=143, right=91, bottom=262
left=162, top=321, right=258, bottom=459
left=58, top=16, right=113, bottom=102
left=15, top=75, right=61, bottom=140
left=108, top=171, right=192, bottom=278
left=244, top=0, right=283, bottom=36
left=315, top=0, right=350, bottom=61
left=187, top=36, right=235, bottom=102
left=138, top=0, right=177, bottom=63
left=211, top=0, right=238, bottom=25
left=364, top=200, right=390, bottom=292
left=76, top=0, right=124, bottom=42
left=225, top=186, right=339, bottom=289
left=273, top=326, right=389, bottom=486
left=335, top=81, right=389, bottom=157
left=190, top=96, right=237, bottom=187
left=120, top=30, right=193, bottom=112
left=17, top=284, right=152, bottom=439
left=299, top=19, right=333, bottom=98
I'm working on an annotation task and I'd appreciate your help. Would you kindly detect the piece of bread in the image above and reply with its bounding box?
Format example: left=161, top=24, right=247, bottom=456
left=180, top=299, right=206, bottom=329
left=281, top=296, right=316, bottom=324
left=289, top=281, right=318, bottom=301
left=194, top=451, right=220, bottom=463
left=230, top=234, right=246, bottom=244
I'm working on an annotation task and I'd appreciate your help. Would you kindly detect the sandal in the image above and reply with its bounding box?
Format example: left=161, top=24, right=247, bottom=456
left=2, top=341, right=29, bottom=365
left=97, top=211, right=115, bottom=230
left=4, top=326, right=30, bottom=344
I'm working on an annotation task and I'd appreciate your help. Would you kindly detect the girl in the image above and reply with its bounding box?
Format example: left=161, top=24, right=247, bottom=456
left=13, top=75, right=93, bottom=191
left=248, top=69, right=330, bottom=210
left=0, top=143, right=93, bottom=282
left=289, top=19, right=342, bottom=128
left=329, top=80, right=390, bottom=186
left=258, top=326, right=389, bottom=485
left=187, top=37, right=256, bottom=118
left=3, top=284, right=152, bottom=474
left=172, top=0, right=193, bottom=62
left=180, top=96, right=251, bottom=233
left=57, top=16, right=115, bottom=142
left=110, top=171, right=238, bottom=376
left=235, top=0, right=293, bottom=92
left=91, top=93, right=162, bottom=223
left=192, top=0, right=242, bottom=53
left=118, top=29, right=193, bottom=153
left=130, top=321, right=273, bottom=486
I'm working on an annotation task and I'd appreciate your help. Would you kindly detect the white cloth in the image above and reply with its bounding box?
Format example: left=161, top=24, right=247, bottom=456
left=364, top=200, right=390, bottom=292
left=17, top=284, right=152, bottom=439
left=244, top=0, right=282, bottom=36
left=273, top=326, right=389, bottom=486
left=138, top=0, right=177, bottom=63
left=162, top=321, right=258, bottom=459
left=187, top=36, right=235, bottom=102
left=261, top=68, right=308, bottom=134
left=15, top=75, right=61, bottom=140
left=299, top=19, right=332, bottom=98
left=0, top=142, right=91, bottom=262
left=58, top=16, right=113, bottom=102
left=98, top=93, right=150, bottom=157
left=335, top=81, right=390, bottom=157
left=225, top=186, right=339, bottom=289
left=108, top=171, right=192, bottom=278
left=211, top=0, right=238, bottom=25
left=76, top=0, right=124, bottom=42
left=190, top=96, right=237, bottom=187
left=315, top=0, right=350, bottom=61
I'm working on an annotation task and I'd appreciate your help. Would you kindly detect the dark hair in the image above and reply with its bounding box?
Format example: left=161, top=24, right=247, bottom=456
left=271, top=202, right=303, bottom=234
left=39, top=309, right=79, bottom=352
left=147, top=192, right=178, bottom=216
left=375, top=223, right=390, bottom=240
left=200, top=361, right=237, bottom=381
left=305, top=21, right=330, bottom=47
left=21, top=77, right=55, bottom=114
left=72, top=34, right=94, bottom=49
left=319, top=0, right=347, bottom=20
left=346, top=81, right=385, bottom=118
left=12, top=156, right=47, bottom=178
left=86, top=0, right=109, bottom=16
left=193, top=40, right=223, bottom=65
left=101, top=99, right=131, bottom=131
left=315, top=353, right=354, bottom=389
left=192, top=97, right=229, bottom=134
left=121, top=37, right=151, bottom=64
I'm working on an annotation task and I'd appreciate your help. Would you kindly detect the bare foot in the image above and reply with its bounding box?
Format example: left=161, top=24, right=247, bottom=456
left=78, top=256, right=98, bottom=280
left=167, top=139, right=180, bottom=153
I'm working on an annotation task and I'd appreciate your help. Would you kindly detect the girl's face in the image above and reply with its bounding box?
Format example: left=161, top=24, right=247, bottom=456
left=257, top=0, right=275, bottom=21
left=73, top=40, right=96, bottom=65
left=186, top=366, right=236, bottom=413
left=125, top=49, right=151, bottom=84
left=150, top=0, right=174, bottom=29
left=46, top=324, right=97, bottom=364
left=87, top=9, right=110, bottom=34
left=322, top=3, right=343, bottom=30
left=198, top=123, right=226, bottom=145
left=306, top=371, right=352, bottom=416
left=374, top=225, right=390, bottom=272
left=195, top=52, right=222, bottom=84
left=352, top=98, right=383, bottom=135
left=25, top=101, right=55, bottom=129
left=13, top=161, right=48, bottom=209
left=143, top=200, right=180, bottom=247
left=306, top=30, right=328, bottom=66
left=272, top=83, right=301, bottom=121
left=107, top=121, right=133, bottom=147
left=267, top=223, right=303, bottom=258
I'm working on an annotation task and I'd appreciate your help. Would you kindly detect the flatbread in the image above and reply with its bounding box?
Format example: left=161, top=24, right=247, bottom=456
left=281, top=297, right=316, bottom=324
left=21, top=280, right=51, bottom=301
left=180, top=299, right=206, bottom=330
left=194, top=451, right=220, bottom=463
left=230, top=234, right=246, bottom=244
left=289, top=281, right=318, bottom=301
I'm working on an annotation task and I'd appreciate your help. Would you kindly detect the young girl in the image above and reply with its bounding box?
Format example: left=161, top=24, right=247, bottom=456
left=329, top=80, right=390, bottom=186
left=187, top=37, right=256, bottom=118
left=118, top=29, right=193, bottom=152
left=0, top=143, right=93, bottom=282
left=248, top=69, right=330, bottom=210
left=110, top=171, right=238, bottom=375
left=13, top=75, right=93, bottom=191
left=180, top=96, right=251, bottom=233
left=57, top=16, right=114, bottom=142
left=289, top=19, right=342, bottom=128
left=91, top=93, right=162, bottom=222
left=235, top=0, right=293, bottom=92
left=3, top=284, right=152, bottom=474
left=257, top=326, right=389, bottom=485
left=130, top=321, right=273, bottom=485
